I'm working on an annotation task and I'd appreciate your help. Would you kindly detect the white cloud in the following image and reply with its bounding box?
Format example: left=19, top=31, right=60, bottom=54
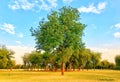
left=8, top=0, right=20, bottom=10
left=114, top=23, right=120, bottom=29
left=18, top=33, right=24, bottom=38
left=39, top=0, right=50, bottom=10
left=48, top=0, right=57, bottom=7
left=98, top=2, right=106, bottom=10
left=78, top=4, right=98, bottom=13
left=78, top=2, right=107, bottom=14
left=63, top=0, right=73, bottom=4
left=0, top=23, right=15, bottom=34
left=38, top=0, right=57, bottom=11
left=8, top=0, right=34, bottom=10
left=8, top=45, right=35, bottom=64
left=15, top=41, right=22, bottom=44
left=113, top=32, right=120, bottom=38
left=8, top=0, right=57, bottom=11
left=21, top=0, right=35, bottom=10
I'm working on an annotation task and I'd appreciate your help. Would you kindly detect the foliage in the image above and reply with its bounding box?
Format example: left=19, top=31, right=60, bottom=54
left=0, top=46, right=8, bottom=68
left=6, top=60, right=16, bottom=69
left=91, top=51, right=101, bottom=69
left=115, top=55, right=120, bottom=66
left=101, top=60, right=110, bottom=69
left=29, top=51, right=41, bottom=66
left=22, top=51, right=42, bottom=70
left=96, top=60, right=115, bottom=69
left=0, top=45, right=15, bottom=69
left=115, top=55, right=120, bottom=69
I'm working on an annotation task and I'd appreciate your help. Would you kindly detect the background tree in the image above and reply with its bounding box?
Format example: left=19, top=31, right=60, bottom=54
left=22, top=53, right=30, bottom=70
left=0, top=45, right=15, bottom=69
left=14, top=64, right=22, bottom=69
left=101, top=60, right=110, bottom=69
left=6, top=50, right=15, bottom=70
left=108, top=62, right=115, bottom=69
left=68, top=53, right=78, bottom=71
left=77, top=48, right=91, bottom=70
left=30, top=6, right=85, bottom=75
left=50, top=51, right=61, bottom=71
left=0, top=46, right=8, bottom=68
left=28, top=51, right=41, bottom=70
left=6, top=60, right=16, bottom=70
left=91, top=52, right=101, bottom=70
left=115, top=55, right=120, bottom=69
left=41, top=52, right=51, bottom=71
left=84, top=49, right=92, bottom=70
left=7, top=49, right=14, bottom=60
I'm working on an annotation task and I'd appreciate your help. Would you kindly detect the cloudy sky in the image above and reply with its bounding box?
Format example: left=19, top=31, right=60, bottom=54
left=0, top=0, right=120, bottom=64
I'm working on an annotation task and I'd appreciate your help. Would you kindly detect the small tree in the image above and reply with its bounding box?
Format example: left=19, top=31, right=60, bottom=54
left=0, top=45, right=15, bottom=69
left=6, top=50, right=15, bottom=70
left=115, top=55, right=120, bottom=69
left=0, top=47, right=7, bottom=68
left=22, top=53, right=30, bottom=70
left=91, top=52, right=101, bottom=70
left=28, top=51, right=41, bottom=70
left=41, top=52, right=52, bottom=71
left=7, top=60, right=16, bottom=70
left=101, top=60, right=109, bottom=69
left=77, top=48, right=91, bottom=70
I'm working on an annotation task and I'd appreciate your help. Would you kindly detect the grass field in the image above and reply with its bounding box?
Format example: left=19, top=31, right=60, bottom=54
left=0, top=70, right=120, bottom=82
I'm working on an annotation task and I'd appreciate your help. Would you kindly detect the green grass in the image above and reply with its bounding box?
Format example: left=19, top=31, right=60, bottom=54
left=0, top=70, right=120, bottom=82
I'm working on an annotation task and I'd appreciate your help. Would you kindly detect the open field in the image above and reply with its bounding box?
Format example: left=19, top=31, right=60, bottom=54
left=0, top=70, right=120, bottom=82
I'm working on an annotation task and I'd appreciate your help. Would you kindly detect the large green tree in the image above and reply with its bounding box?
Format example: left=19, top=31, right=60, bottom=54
left=30, top=6, right=85, bottom=75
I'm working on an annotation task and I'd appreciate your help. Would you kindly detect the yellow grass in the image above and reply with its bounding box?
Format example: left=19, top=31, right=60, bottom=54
left=0, top=69, right=120, bottom=82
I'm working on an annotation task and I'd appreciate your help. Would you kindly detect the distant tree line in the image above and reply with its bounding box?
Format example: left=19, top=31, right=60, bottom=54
left=22, top=49, right=117, bottom=71
left=0, top=45, right=120, bottom=70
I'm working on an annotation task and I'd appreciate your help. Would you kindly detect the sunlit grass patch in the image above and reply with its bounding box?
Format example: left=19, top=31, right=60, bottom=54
left=0, top=70, right=120, bottom=82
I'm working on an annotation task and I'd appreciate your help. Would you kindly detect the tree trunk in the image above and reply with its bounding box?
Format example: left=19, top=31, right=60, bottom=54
left=93, top=63, right=95, bottom=71
left=10, top=67, right=12, bottom=71
left=61, top=62, right=64, bottom=75
left=78, top=66, right=81, bottom=71
left=45, top=64, right=48, bottom=71
left=69, top=62, right=72, bottom=71
left=94, top=66, right=95, bottom=71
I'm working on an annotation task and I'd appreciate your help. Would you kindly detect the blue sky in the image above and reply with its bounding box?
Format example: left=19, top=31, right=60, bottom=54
left=0, top=0, right=120, bottom=64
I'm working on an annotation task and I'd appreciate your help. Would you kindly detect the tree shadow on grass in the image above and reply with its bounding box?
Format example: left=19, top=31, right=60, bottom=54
left=99, top=78, right=115, bottom=81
